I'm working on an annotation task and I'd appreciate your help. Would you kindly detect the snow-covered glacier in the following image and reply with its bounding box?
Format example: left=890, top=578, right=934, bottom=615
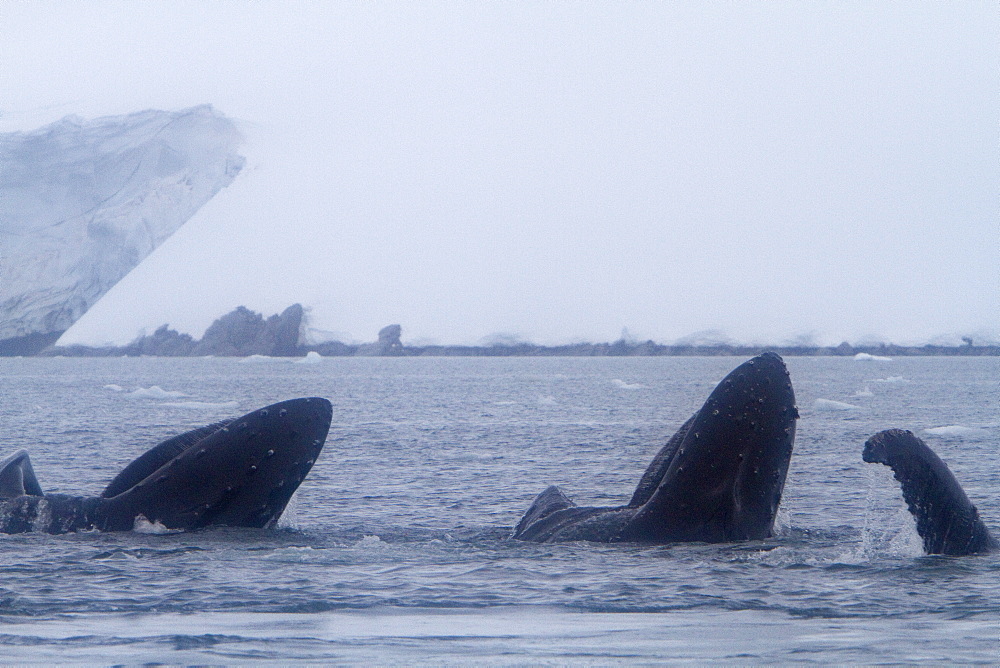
left=0, top=105, right=244, bottom=354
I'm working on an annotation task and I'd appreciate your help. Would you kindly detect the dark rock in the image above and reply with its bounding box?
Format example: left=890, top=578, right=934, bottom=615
left=191, top=304, right=304, bottom=356
left=126, top=324, right=195, bottom=356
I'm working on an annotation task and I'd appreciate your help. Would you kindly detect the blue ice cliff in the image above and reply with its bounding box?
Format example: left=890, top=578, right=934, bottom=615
left=0, top=106, right=244, bottom=355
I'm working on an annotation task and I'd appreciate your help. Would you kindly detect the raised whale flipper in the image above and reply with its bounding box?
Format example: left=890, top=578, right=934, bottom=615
left=0, top=450, right=44, bottom=499
left=863, top=429, right=998, bottom=555
left=101, top=419, right=236, bottom=498
left=513, top=352, right=798, bottom=543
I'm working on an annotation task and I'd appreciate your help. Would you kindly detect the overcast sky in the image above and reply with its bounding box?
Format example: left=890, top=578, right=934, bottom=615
left=2, top=2, right=997, bottom=346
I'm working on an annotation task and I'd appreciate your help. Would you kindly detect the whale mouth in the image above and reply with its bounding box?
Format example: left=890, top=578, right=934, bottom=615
left=625, top=352, right=798, bottom=542
left=102, top=397, right=333, bottom=531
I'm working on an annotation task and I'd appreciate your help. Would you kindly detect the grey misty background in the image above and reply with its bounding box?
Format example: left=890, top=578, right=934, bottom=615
left=1, top=2, right=996, bottom=348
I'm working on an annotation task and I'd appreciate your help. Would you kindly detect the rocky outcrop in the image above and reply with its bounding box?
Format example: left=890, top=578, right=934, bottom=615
left=357, top=323, right=404, bottom=356
left=191, top=304, right=304, bottom=356
left=0, top=105, right=244, bottom=355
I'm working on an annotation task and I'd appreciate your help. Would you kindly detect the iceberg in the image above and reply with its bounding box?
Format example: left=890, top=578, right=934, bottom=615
left=0, top=105, right=244, bottom=355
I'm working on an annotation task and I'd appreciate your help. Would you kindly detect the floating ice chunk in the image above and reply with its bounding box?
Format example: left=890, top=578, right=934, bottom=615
left=240, top=354, right=278, bottom=363
left=814, top=398, right=860, bottom=411
left=854, top=387, right=874, bottom=398
left=130, top=385, right=186, bottom=399
left=872, top=376, right=908, bottom=384
left=161, top=400, right=240, bottom=410
left=611, top=379, right=647, bottom=390
left=295, top=351, right=323, bottom=364
left=854, top=353, right=893, bottom=362
left=104, top=384, right=125, bottom=392
left=923, top=425, right=989, bottom=439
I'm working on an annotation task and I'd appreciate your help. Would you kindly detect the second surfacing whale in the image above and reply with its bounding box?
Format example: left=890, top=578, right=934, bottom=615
left=513, top=352, right=798, bottom=543
left=0, top=397, right=332, bottom=534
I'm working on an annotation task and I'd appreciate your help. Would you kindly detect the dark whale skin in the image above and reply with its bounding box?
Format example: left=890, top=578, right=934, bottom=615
left=514, top=352, right=798, bottom=543
left=864, top=429, right=997, bottom=555
left=0, top=397, right=332, bottom=534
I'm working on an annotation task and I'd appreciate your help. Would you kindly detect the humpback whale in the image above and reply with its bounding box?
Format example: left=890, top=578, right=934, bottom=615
left=863, top=429, right=997, bottom=555
left=513, top=352, right=798, bottom=543
left=0, top=397, right=332, bottom=534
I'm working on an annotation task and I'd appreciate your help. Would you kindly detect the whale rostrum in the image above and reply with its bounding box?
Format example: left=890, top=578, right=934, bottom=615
left=0, top=397, right=332, bottom=534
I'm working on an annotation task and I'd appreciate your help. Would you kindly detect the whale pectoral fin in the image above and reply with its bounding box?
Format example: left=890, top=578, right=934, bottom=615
left=863, top=429, right=998, bottom=555
left=0, top=450, right=44, bottom=499
left=512, top=485, right=576, bottom=538
left=100, top=398, right=332, bottom=531
left=101, top=418, right=235, bottom=498
left=627, top=412, right=697, bottom=508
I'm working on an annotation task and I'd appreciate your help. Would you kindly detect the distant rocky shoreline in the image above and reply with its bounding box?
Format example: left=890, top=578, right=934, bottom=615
left=26, top=304, right=1000, bottom=358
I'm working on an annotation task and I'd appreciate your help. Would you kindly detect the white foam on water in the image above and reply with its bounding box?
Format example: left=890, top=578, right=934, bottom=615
left=813, top=398, right=860, bottom=411
left=132, top=515, right=182, bottom=534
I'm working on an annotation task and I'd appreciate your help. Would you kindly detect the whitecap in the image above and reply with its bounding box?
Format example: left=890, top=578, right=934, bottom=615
left=854, top=353, right=893, bottom=362
left=611, top=379, right=647, bottom=390
left=295, top=351, right=324, bottom=364
left=130, top=385, right=186, bottom=399
left=923, top=425, right=989, bottom=439
left=354, top=535, right=384, bottom=548
left=813, top=398, right=860, bottom=411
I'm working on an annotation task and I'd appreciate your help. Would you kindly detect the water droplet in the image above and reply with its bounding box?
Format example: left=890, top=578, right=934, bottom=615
left=279, top=409, right=287, bottom=417
left=712, top=409, right=719, bottom=416
left=265, top=449, right=275, bottom=458
left=260, top=409, right=269, bottom=417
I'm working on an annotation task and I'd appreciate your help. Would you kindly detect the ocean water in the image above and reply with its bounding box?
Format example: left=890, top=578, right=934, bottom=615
left=1, top=355, right=998, bottom=663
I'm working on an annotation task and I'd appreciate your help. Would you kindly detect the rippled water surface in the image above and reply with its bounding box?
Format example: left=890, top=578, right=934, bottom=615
left=1, top=355, right=998, bottom=663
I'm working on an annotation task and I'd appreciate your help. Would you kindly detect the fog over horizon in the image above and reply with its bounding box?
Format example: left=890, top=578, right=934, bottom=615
left=2, top=2, right=997, bottom=348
